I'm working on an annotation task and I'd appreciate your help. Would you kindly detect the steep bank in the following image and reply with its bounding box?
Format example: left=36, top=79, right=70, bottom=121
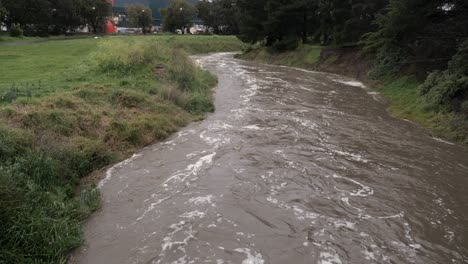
left=237, top=46, right=467, bottom=144
left=0, top=35, right=245, bottom=263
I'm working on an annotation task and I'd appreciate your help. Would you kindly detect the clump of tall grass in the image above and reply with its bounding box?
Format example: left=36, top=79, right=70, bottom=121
left=95, top=40, right=168, bottom=74
left=0, top=150, right=102, bottom=264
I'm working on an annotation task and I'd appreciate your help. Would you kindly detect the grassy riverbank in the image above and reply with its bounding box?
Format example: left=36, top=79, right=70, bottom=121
left=0, top=35, right=244, bottom=263
left=238, top=46, right=467, bottom=144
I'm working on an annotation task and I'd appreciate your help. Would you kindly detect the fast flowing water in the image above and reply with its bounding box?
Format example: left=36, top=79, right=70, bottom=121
left=74, top=53, right=468, bottom=264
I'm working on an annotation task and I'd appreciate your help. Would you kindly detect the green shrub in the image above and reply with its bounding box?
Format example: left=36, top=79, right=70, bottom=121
left=9, top=23, right=23, bottom=38
left=421, top=40, right=468, bottom=112
left=167, top=49, right=197, bottom=91
left=185, top=92, right=215, bottom=114
left=270, top=37, right=300, bottom=52
left=95, top=40, right=166, bottom=74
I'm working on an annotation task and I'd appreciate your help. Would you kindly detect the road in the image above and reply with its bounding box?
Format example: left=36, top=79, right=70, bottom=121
left=74, top=53, right=468, bottom=264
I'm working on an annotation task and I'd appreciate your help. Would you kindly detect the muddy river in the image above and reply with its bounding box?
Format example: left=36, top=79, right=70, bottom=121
left=74, top=53, right=468, bottom=264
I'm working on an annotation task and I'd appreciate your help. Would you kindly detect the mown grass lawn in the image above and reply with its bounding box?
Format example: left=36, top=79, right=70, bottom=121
left=0, top=35, right=244, bottom=264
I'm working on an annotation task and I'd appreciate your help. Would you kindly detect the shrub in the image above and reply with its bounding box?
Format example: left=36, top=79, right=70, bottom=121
left=95, top=40, right=166, bottom=74
left=421, top=40, right=468, bottom=112
left=185, top=92, right=215, bottom=114
left=270, top=37, right=300, bottom=52
left=167, top=49, right=197, bottom=91
left=9, top=23, right=23, bottom=37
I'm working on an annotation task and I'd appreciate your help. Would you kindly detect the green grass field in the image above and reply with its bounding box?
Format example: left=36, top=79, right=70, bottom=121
left=0, top=35, right=244, bottom=264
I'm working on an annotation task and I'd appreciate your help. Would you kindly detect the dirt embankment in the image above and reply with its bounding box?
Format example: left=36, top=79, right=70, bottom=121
left=238, top=45, right=375, bottom=86
left=314, top=46, right=372, bottom=82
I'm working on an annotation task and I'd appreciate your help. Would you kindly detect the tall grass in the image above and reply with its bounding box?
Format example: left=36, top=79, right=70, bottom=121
left=0, top=35, right=244, bottom=263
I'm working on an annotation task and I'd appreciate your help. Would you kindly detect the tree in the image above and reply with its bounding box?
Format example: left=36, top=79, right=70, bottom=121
left=363, top=0, right=468, bottom=76
left=49, top=0, right=82, bottom=35
left=196, top=0, right=239, bottom=34
left=421, top=39, right=468, bottom=113
left=0, top=1, right=7, bottom=26
left=126, top=4, right=152, bottom=34
left=160, top=0, right=196, bottom=33
left=80, top=0, right=112, bottom=34
left=3, top=0, right=52, bottom=36
left=237, top=0, right=268, bottom=43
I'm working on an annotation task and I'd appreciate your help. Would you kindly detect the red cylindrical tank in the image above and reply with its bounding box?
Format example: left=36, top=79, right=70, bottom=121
left=105, top=0, right=116, bottom=34
left=105, top=20, right=116, bottom=34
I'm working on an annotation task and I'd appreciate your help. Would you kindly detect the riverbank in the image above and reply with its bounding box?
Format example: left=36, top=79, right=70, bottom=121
left=237, top=45, right=467, bottom=144
left=0, top=35, right=245, bottom=263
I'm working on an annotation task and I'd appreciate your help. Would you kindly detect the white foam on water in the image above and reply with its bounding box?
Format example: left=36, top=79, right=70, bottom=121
left=331, top=150, right=369, bottom=163
left=163, top=152, right=216, bottom=186
left=319, top=252, right=343, bottom=264
left=362, top=249, right=377, bottom=261
left=170, top=255, right=187, bottom=264
left=233, top=248, right=265, bottom=264
left=242, top=125, right=264, bottom=130
left=266, top=195, right=319, bottom=220
left=159, top=221, right=195, bottom=259
left=234, top=168, right=245, bottom=174
left=291, top=116, right=318, bottom=130
left=180, top=210, right=206, bottom=219
left=333, top=174, right=374, bottom=197
left=189, top=195, right=215, bottom=206
left=431, top=137, right=455, bottom=145
left=331, top=78, right=366, bottom=88
left=378, top=212, right=405, bottom=219
left=98, top=153, right=142, bottom=188
left=293, top=206, right=319, bottom=220
left=298, top=85, right=315, bottom=92
left=161, top=130, right=196, bottom=147
left=186, top=149, right=208, bottom=159
left=136, top=196, right=171, bottom=221
left=332, top=219, right=356, bottom=230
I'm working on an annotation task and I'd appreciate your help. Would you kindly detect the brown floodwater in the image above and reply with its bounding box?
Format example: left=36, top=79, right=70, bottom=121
left=74, top=53, right=468, bottom=264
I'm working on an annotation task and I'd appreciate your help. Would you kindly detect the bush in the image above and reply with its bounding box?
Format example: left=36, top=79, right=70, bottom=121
left=167, top=49, right=197, bottom=91
left=185, top=92, right=215, bottom=114
left=95, top=40, right=166, bottom=74
left=9, top=23, right=23, bottom=38
left=270, top=37, right=300, bottom=52
left=421, top=40, right=468, bottom=112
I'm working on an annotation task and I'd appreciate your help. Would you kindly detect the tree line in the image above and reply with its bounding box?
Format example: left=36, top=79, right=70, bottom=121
left=0, top=0, right=113, bottom=35
left=233, top=0, right=468, bottom=119
left=178, top=0, right=468, bottom=127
